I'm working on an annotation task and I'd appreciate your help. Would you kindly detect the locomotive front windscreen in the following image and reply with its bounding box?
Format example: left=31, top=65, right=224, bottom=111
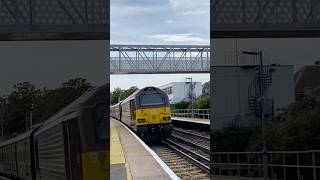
left=139, top=93, right=165, bottom=106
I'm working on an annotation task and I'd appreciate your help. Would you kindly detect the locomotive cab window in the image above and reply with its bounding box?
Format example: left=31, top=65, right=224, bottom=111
left=139, top=93, right=165, bottom=107
left=93, top=103, right=108, bottom=142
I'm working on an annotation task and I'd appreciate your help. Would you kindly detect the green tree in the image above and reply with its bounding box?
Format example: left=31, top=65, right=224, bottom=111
left=202, top=81, right=210, bottom=94
left=191, top=93, right=210, bottom=109
left=212, top=125, right=255, bottom=152
left=110, top=87, right=122, bottom=105
left=121, top=86, right=138, bottom=99
left=110, top=86, right=138, bottom=105
left=248, top=99, right=320, bottom=151
left=35, top=78, right=92, bottom=122
left=1, top=78, right=92, bottom=137
left=171, top=101, right=190, bottom=110
left=4, top=82, right=37, bottom=134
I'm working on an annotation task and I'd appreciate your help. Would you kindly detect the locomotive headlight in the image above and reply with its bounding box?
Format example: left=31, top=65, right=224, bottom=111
left=163, top=116, right=171, bottom=121
left=138, top=119, right=146, bottom=123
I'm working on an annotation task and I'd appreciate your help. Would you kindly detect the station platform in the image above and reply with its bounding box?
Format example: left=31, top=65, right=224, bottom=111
left=171, top=117, right=210, bottom=125
left=110, top=118, right=179, bottom=180
left=110, top=119, right=127, bottom=180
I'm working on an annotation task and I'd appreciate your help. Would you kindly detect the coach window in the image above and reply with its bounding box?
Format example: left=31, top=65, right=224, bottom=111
left=93, top=103, right=108, bottom=142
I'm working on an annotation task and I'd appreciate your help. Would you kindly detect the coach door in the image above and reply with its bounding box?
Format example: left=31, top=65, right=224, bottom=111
left=64, top=120, right=82, bottom=180
left=130, top=100, right=136, bottom=129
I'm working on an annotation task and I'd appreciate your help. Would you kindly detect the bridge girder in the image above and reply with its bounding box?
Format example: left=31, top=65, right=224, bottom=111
left=110, top=45, right=210, bottom=74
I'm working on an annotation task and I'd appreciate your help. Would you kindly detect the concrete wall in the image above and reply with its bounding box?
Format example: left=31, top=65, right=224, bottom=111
left=212, top=65, right=294, bottom=129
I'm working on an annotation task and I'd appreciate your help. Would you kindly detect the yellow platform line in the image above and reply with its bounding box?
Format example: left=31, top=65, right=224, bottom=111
left=110, top=120, right=125, bottom=164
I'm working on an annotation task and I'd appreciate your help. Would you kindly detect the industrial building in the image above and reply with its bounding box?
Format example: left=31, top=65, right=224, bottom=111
left=159, top=82, right=202, bottom=104
left=212, top=65, right=295, bottom=129
left=295, top=65, right=320, bottom=101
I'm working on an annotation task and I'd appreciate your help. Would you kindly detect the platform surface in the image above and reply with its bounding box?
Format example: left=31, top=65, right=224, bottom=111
left=110, top=120, right=127, bottom=180
left=111, top=118, right=175, bottom=180
left=172, top=117, right=210, bottom=125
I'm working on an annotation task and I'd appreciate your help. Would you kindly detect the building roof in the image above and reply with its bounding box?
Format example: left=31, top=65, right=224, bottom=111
left=159, top=81, right=202, bottom=88
left=295, top=65, right=320, bottom=92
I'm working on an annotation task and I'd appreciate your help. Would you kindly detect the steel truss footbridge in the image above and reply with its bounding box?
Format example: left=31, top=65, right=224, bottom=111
left=110, top=45, right=210, bottom=74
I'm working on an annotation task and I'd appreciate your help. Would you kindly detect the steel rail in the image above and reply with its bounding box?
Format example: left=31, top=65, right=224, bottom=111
left=173, top=128, right=210, bottom=140
left=163, top=140, right=210, bottom=173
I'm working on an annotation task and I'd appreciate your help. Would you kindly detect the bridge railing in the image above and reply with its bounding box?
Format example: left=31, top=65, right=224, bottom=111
left=110, top=57, right=210, bottom=73
left=110, top=45, right=210, bottom=74
left=171, top=109, right=210, bottom=120
left=211, top=150, right=320, bottom=180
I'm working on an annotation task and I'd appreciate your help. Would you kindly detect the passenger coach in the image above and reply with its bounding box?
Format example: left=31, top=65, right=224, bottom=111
left=0, top=84, right=108, bottom=180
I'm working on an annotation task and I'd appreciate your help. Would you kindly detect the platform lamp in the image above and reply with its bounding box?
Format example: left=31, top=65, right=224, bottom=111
left=242, top=50, right=268, bottom=180
left=186, top=77, right=194, bottom=118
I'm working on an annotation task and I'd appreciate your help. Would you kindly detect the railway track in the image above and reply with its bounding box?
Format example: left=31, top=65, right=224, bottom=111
left=171, top=127, right=210, bottom=153
left=165, top=128, right=210, bottom=169
left=152, top=144, right=210, bottom=180
left=152, top=127, right=211, bottom=179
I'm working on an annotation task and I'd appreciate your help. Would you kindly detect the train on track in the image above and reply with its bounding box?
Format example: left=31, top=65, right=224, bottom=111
left=110, top=86, right=172, bottom=142
left=0, top=84, right=108, bottom=180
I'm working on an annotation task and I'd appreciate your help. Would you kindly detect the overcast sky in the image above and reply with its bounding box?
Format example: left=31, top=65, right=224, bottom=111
left=213, top=38, right=320, bottom=72
left=0, top=40, right=107, bottom=94
left=110, top=0, right=210, bottom=91
left=2, top=1, right=319, bottom=94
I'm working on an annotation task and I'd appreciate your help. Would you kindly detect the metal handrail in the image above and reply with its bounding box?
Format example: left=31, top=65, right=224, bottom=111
left=171, top=109, right=210, bottom=120
left=211, top=150, right=320, bottom=180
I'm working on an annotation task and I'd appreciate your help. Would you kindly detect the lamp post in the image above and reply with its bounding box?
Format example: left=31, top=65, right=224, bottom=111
left=30, top=103, right=34, bottom=129
left=186, top=77, right=194, bottom=118
left=242, top=50, right=268, bottom=180
left=118, top=90, right=122, bottom=103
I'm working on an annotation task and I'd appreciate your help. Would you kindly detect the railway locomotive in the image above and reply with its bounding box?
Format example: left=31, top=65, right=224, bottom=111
left=110, top=86, right=172, bottom=142
left=0, top=84, right=108, bottom=180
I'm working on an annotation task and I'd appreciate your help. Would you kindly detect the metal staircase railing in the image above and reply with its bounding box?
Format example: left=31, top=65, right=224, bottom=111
left=247, top=66, right=273, bottom=117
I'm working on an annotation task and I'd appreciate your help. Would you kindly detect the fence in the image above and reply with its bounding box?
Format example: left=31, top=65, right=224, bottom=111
left=171, top=109, right=210, bottom=120
left=211, top=150, right=320, bottom=180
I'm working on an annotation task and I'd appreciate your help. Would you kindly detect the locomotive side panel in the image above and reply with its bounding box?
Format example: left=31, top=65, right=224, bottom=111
left=34, top=124, right=66, bottom=180
left=0, top=145, right=8, bottom=176
left=0, top=146, right=3, bottom=173
left=10, top=144, right=17, bottom=178
left=62, top=119, right=83, bottom=180
left=0, top=143, right=17, bottom=178
left=16, top=138, right=32, bottom=180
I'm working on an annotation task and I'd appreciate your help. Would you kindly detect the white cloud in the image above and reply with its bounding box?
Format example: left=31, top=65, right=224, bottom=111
left=149, top=33, right=209, bottom=45
left=111, top=0, right=209, bottom=44
left=169, top=0, right=209, bottom=16
left=165, top=19, right=175, bottom=24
